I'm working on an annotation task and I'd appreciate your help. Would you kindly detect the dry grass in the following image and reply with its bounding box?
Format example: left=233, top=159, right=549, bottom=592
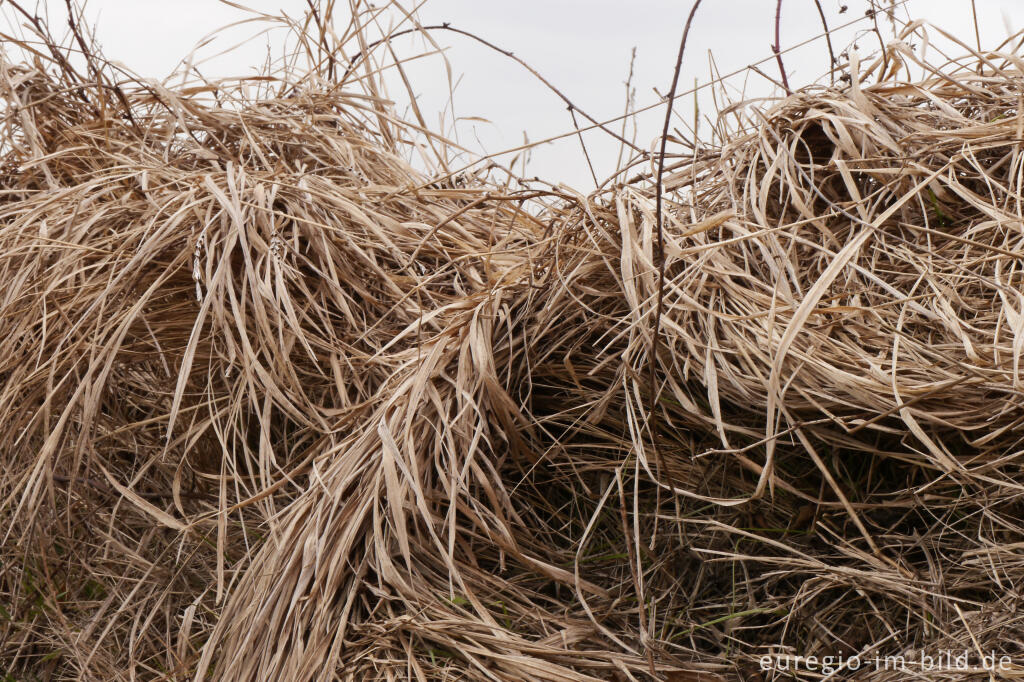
left=3, top=2, right=1024, bottom=680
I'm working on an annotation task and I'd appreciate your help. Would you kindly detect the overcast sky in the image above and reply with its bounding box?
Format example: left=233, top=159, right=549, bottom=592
left=20, top=0, right=1024, bottom=187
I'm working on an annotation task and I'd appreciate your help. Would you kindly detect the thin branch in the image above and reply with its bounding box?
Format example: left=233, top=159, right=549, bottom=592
left=649, top=0, right=704, bottom=466
left=569, top=106, right=599, bottom=189
left=342, top=23, right=647, bottom=155
left=811, top=0, right=837, bottom=84
left=306, top=0, right=336, bottom=81
left=64, top=0, right=139, bottom=132
left=773, top=0, right=792, bottom=94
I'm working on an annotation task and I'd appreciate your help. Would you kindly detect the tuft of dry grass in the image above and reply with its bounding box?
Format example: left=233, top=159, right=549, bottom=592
left=3, top=2, right=1024, bottom=680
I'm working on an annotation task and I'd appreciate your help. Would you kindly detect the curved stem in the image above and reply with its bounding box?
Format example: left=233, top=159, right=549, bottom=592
left=343, top=23, right=645, bottom=154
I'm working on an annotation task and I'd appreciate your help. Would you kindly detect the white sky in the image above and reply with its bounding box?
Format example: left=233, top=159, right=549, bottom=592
left=19, top=0, right=1024, bottom=188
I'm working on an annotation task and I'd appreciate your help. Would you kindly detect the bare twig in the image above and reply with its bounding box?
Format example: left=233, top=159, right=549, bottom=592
left=811, top=0, right=837, bottom=83
left=773, top=0, right=792, bottom=94
left=650, top=0, right=704, bottom=464
left=342, top=22, right=647, bottom=155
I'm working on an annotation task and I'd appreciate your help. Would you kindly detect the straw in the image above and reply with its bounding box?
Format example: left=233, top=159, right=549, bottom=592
left=3, top=2, right=1024, bottom=680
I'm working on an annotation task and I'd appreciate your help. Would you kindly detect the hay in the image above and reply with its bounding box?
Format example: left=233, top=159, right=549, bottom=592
left=3, top=2, right=1024, bottom=680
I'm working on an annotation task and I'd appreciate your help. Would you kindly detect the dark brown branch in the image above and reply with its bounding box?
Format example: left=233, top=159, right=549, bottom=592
left=64, top=0, right=139, bottom=131
left=649, top=0, right=704, bottom=476
left=569, top=106, right=599, bottom=188
left=773, top=0, right=792, bottom=94
left=811, top=0, right=837, bottom=84
left=6, top=1, right=89, bottom=102
left=306, top=0, right=336, bottom=81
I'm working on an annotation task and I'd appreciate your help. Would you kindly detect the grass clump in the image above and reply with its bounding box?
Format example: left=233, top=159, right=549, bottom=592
left=3, top=2, right=1024, bottom=680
